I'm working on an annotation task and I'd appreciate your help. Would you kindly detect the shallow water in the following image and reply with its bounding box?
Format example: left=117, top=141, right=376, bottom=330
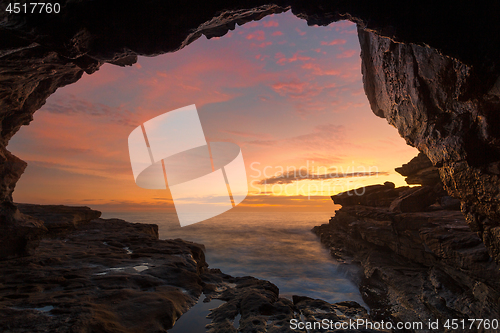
left=169, top=296, right=225, bottom=333
left=101, top=211, right=364, bottom=305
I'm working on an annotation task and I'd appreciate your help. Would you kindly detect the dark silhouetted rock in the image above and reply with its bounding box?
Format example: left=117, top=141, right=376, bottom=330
left=395, top=152, right=441, bottom=186
left=0, top=208, right=209, bottom=332
left=17, top=204, right=101, bottom=234
left=315, top=162, right=500, bottom=327
left=202, top=270, right=376, bottom=333
left=314, top=205, right=500, bottom=326
left=0, top=203, right=46, bottom=260
left=388, top=186, right=438, bottom=213
left=332, top=182, right=408, bottom=207
left=359, top=27, right=500, bottom=262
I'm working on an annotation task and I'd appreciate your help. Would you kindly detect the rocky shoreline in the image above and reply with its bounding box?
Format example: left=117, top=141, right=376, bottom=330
left=313, top=154, right=500, bottom=332
left=3, top=155, right=500, bottom=332
left=1, top=204, right=375, bottom=333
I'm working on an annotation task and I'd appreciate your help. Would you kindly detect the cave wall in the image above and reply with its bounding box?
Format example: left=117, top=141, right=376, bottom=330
left=1, top=1, right=500, bottom=260
left=358, top=29, right=500, bottom=261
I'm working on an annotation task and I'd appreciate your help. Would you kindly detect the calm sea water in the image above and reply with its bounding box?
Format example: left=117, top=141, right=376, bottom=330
left=100, top=211, right=365, bottom=305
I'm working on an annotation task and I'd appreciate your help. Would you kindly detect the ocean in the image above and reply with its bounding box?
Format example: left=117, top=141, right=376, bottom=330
left=100, top=211, right=364, bottom=306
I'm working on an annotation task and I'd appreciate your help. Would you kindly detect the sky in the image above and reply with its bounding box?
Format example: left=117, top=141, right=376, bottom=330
left=8, top=11, right=418, bottom=213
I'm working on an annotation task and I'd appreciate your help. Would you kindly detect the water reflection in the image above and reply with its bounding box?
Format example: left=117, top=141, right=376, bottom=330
left=101, top=211, right=364, bottom=305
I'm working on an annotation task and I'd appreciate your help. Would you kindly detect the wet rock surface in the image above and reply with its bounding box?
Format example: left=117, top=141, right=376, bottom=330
left=1, top=204, right=376, bottom=332
left=0, top=210, right=208, bottom=332
left=202, top=270, right=377, bottom=333
left=17, top=203, right=102, bottom=234
left=314, top=155, right=500, bottom=331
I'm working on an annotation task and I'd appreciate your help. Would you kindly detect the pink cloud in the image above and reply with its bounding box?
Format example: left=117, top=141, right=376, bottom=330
left=263, top=21, right=279, bottom=27
left=256, top=41, right=272, bottom=48
left=336, top=50, right=357, bottom=58
left=271, top=31, right=283, bottom=36
left=330, top=21, right=356, bottom=29
left=295, top=28, right=306, bottom=36
left=301, top=63, right=340, bottom=76
left=244, top=21, right=260, bottom=28
left=246, top=30, right=265, bottom=41
left=272, top=80, right=307, bottom=95
left=320, top=39, right=346, bottom=46
left=276, top=52, right=311, bottom=65
left=137, top=46, right=281, bottom=109
left=220, top=129, right=274, bottom=140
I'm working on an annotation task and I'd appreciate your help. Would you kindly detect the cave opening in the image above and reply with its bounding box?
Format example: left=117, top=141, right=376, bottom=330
left=9, top=11, right=416, bottom=211
left=6, top=10, right=416, bottom=313
left=3, top=3, right=500, bottom=330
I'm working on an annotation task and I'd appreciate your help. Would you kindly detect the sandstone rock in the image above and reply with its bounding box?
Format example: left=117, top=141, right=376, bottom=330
left=0, top=215, right=208, bottom=332
left=17, top=204, right=101, bottom=234
left=359, top=27, right=500, bottom=262
left=395, top=152, right=441, bottom=186
left=0, top=202, right=46, bottom=260
left=332, top=182, right=408, bottom=207
left=389, top=186, right=438, bottom=213
left=314, top=204, right=500, bottom=327
left=203, top=270, right=377, bottom=333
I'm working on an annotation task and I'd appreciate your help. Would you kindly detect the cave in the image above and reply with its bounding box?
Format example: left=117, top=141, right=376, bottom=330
left=1, top=1, right=500, bottom=331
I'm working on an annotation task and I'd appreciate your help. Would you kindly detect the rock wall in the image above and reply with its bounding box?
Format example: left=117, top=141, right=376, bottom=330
left=358, top=28, right=500, bottom=262
left=314, top=155, right=500, bottom=328
left=1, top=1, right=500, bottom=259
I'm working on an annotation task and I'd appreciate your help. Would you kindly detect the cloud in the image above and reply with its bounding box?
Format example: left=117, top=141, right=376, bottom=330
left=255, top=41, right=272, bottom=48
left=271, top=31, right=283, bottom=36
left=330, top=21, right=356, bottom=29
left=320, top=39, right=346, bottom=46
left=263, top=21, right=279, bottom=27
left=271, top=80, right=307, bottom=95
left=275, top=52, right=311, bottom=65
left=246, top=30, right=265, bottom=41
left=245, top=139, right=277, bottom=146
left=41, top=94, right=138, bottom=126
left=271, top=79, right=337, bottom=101
left=336, top=50, right=357, bottom=58
left=243, top=21, right=260, bottom=28
left=136, top=43, right=282, bottom=109
left=219, top=129, right=273, bottom=140
left=288, top=124, right=346, bottom=147
left=295, top=28, right=306, bottom=36
left=301, top=63, right=340, bottom=76
left=257, top=170, right=389, bottom=184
